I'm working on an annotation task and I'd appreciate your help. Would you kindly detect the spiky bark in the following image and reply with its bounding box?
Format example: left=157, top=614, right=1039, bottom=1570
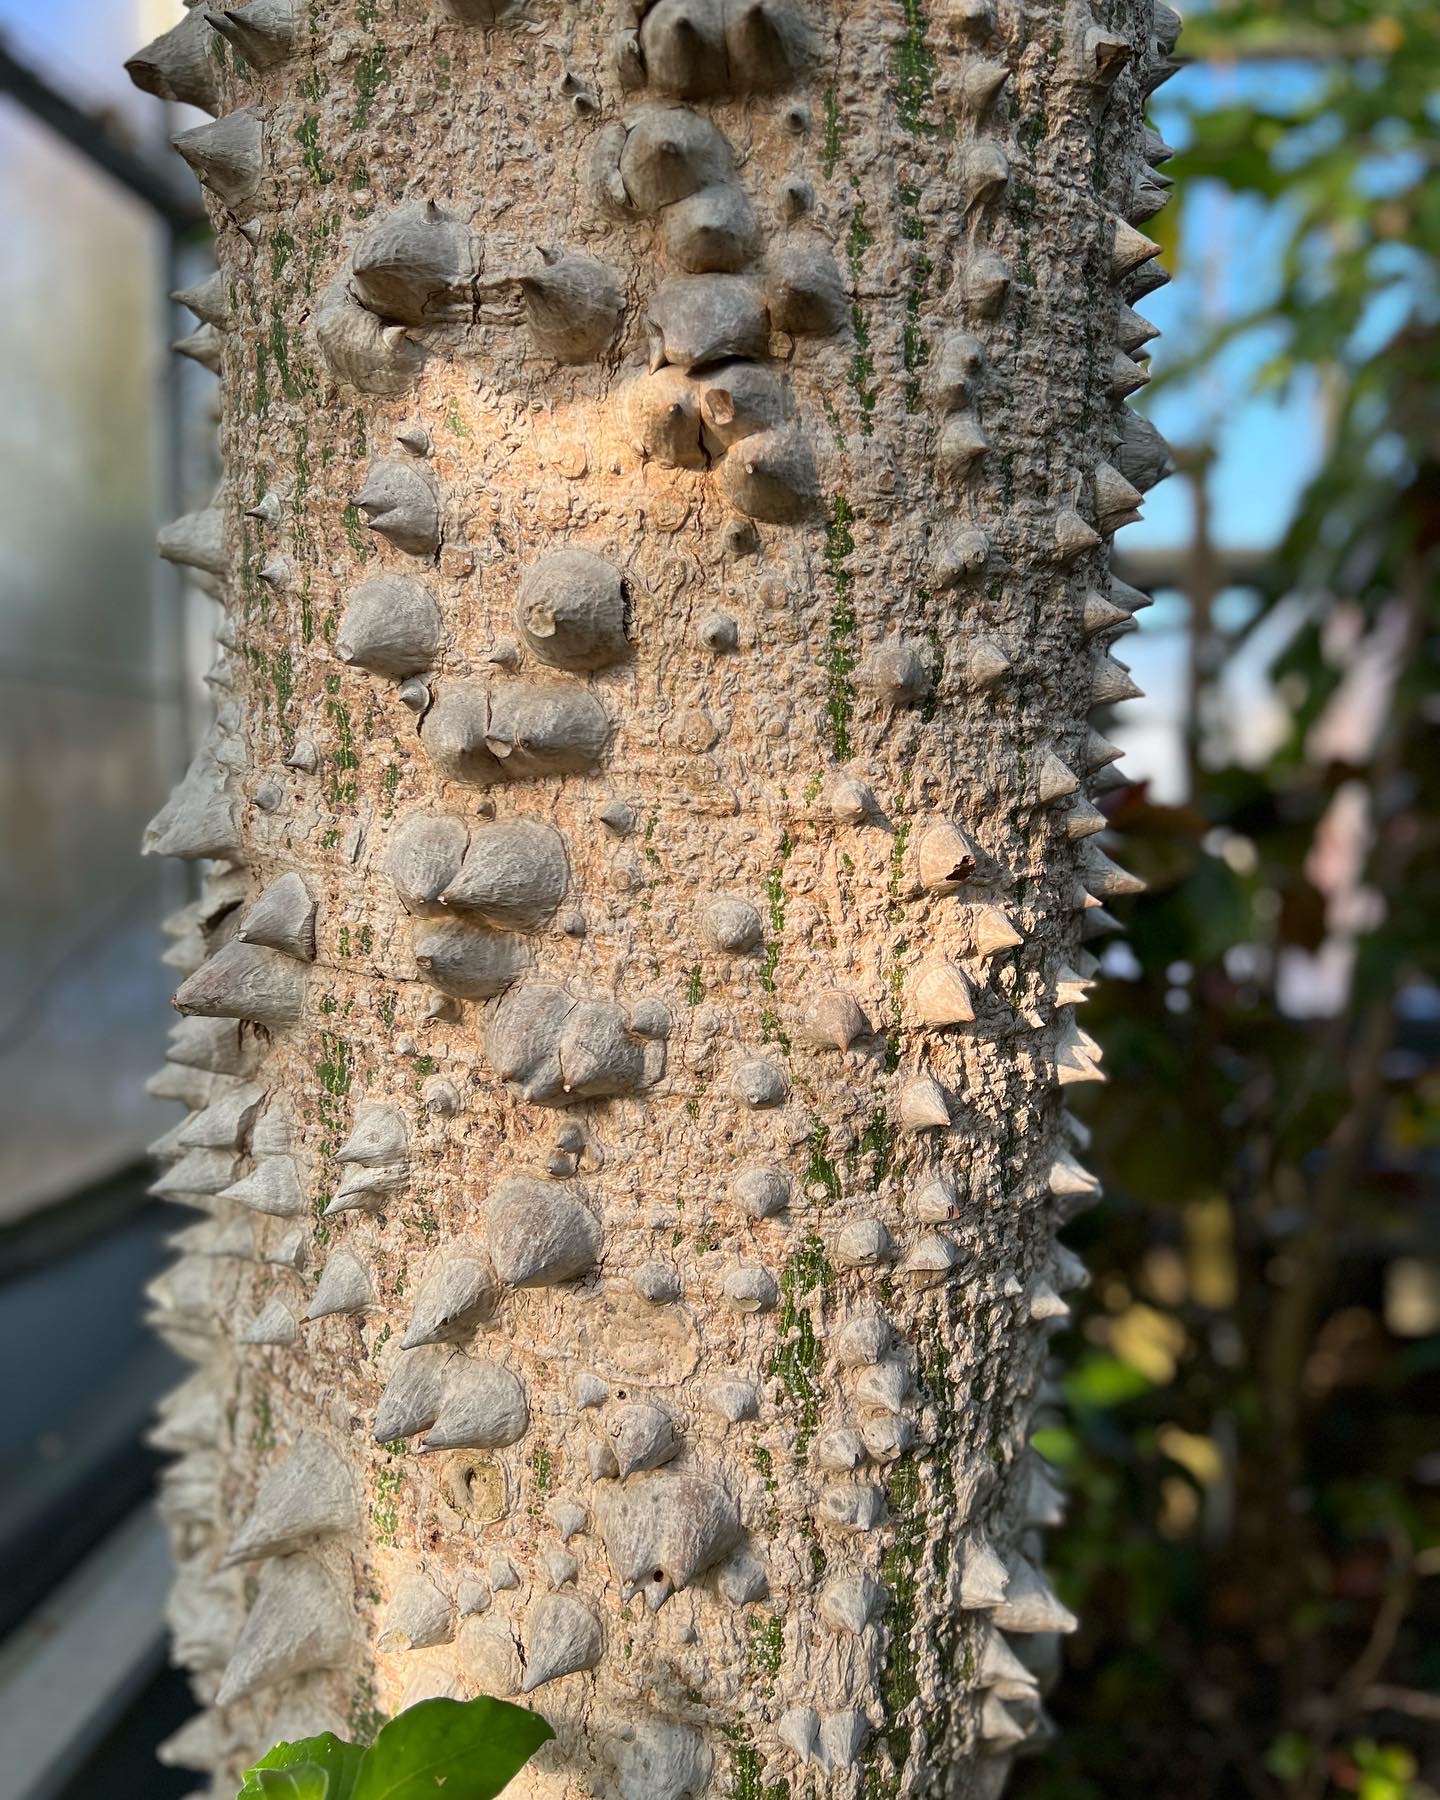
left=135, top=1, right=1178, bottom=1795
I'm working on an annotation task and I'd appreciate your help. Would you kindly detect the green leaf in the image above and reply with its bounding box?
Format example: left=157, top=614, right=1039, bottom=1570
left=239, top=1735, right=366, bottom=1800
left=1264, top=1731, right=1313, bottom=1780
left=253, top=1770, right=331, bottom=1799
left=351, top=1697, right=554, bottom=1800
left=1065, top=1354, right=1155, bottom=1409
left=1029, top=1425, right=1078, bottom=1466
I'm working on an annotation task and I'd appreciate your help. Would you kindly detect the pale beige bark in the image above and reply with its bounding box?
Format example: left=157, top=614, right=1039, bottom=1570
left=135, top=0, right=1177, bottom=1794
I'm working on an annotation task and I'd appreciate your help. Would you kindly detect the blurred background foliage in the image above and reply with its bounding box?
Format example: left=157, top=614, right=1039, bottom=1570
left=1016, top=1, right=1440, bottom=1796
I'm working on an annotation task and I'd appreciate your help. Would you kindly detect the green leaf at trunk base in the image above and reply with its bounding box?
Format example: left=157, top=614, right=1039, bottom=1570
left=239, top=1734, right=366, bottom=1800
left=351, top=1697, right=554, bottom=1799
left=252, top=1767, right=330, bottom=1798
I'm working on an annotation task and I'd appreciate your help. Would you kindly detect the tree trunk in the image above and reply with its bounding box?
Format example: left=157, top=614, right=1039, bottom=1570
left=133, top=0, right=1176, bottom=1794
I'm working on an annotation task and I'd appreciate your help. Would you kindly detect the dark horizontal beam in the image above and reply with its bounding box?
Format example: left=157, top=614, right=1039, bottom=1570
left=1114, top=544, right=1275, bottom=593
left=0, top=37, right=205, bottom=231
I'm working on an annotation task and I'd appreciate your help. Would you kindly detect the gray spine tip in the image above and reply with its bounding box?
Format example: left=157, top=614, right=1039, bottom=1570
left=213, top=1556, right=352, bottom=1705
left=240, top=1297, right=297, bottom=1346
left=632, top=1260, right=682, bottom=1303
left=898, top=1073, right=951, bottom=1132
left=421, top=680, right=611, bottom=787
left=157, top=507, right=228, bottom=579
left=246, top=489, right=283, bottom=527
left=597, top=1470, right=740, bottom=1606
left=934, top=526, right=991, bottom=587
left=336, top=574, right=443, bottom=677
left=314, top=278, right=427, bottom=395
left=306, top=1250, right=373, bottom=1319
left=519, top=1593, right=602, bottom=1692
left=963, top=250, right=1010, bottom=315
left=219, top=1156, right=306, bottom=1219
left=126, top=11, right=221, bottom=112
left=820, top=1571, right=887, bottom=1635
left=1054, top=507, right=1101, bottom=561
left=351, top=202, right=479, bottom=327
left=921, top=824, right=979, bottom=892
left=487, top=1176, right=601, bottom=1287
left=707, top=1380, right=760, bottom=1423
left=910, top=962, right=976, bottom=1027
left=732, top=1165, right=790, bottom=1220
left=719, top=423, right=820, bottom=523
left=647, top=274, right=769, bottom=372
left=173, top=324, right=223, bottom=374
left=516, top=549, right=630, bottom=671
left=702, top=896, right=763, bottom=953
left=412, top=919, right=530, bottom=1002
left=172, top=110, right=264, bottom=210
left=796, top=989, right=872, bottom=1052
left=835, top=1219, right=894, bottom=1268
left=378, top=1576, right=454, bottom=1652
left=387, top=812, right=470, bottom=914
left=517, top=251, right=625, bottom=361
left=374, top=1347, right=448, bottom=1443
left=223, top=1432, right=360, bottom=1564
left=354, top=459, right=441, bottom=558
left=991, top=1556, right=1079, bottom=1634
left=731, top=1057, right=789, bottom=1108
left=855, top=636, right=934, bottom=706
left=238, top=872, right=317, bottom=962
left=400, top=1252, right=495, bottom=1347
left=202, top=0, right=297, bottom=70
left=722, top=1265, right=779, bottom=1311
left=765, top=239, right=847, bottom=335
left=336, top=1106, right=409, bottom=1170
left=422, top=1357, right=528, bottom=1450
left=611, top=1401, right=679, bottom=1477
left=173, top=941, right=306, bottom=1030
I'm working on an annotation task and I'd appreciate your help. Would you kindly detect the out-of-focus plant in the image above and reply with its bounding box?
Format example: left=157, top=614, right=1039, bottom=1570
left=1015, top=3, right=1440, bottom=1797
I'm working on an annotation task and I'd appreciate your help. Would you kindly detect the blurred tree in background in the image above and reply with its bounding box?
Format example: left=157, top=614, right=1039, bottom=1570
left=1015, top=2, right=1440, bottom=1796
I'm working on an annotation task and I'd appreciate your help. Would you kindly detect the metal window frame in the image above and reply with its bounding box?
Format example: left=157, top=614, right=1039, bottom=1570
left=0, top=43, right=209, bottom=1800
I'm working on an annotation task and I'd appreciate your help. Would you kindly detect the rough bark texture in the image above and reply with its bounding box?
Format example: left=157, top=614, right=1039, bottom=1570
left=135, top=1, right=1178, bottom=1795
